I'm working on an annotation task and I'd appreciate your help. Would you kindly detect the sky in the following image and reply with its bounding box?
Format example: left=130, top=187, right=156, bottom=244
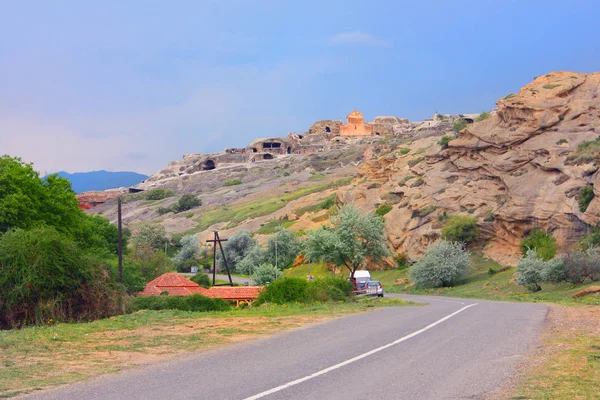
left=1, top=0, right=599, bottom=175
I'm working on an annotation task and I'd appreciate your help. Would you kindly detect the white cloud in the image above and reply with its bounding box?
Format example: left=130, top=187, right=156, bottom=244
left=327, top=31, right=390, bottom=47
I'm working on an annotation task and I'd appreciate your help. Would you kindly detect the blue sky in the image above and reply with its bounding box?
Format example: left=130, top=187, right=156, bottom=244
left=1, top=0, right=599, bottom=175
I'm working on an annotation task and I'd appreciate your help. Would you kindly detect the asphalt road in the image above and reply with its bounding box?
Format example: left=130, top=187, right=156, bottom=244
left=22, top=295, right=548, bottom=400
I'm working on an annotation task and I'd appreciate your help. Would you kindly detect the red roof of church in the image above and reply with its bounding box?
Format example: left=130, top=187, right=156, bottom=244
left=138, top=273, right=263, bottom=301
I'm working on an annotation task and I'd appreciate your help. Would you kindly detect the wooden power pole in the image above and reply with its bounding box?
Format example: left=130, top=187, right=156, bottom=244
left=118, top=196, right=123, bottom=283
left=206, top=231, right=234, bottom=286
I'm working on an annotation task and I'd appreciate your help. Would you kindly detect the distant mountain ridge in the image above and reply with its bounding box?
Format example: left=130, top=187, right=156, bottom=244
left=48, top=170, right=149, bottom=193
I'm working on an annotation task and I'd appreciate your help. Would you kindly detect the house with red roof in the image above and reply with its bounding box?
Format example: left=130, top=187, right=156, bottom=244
left=139, top=273, right=263, bottom=305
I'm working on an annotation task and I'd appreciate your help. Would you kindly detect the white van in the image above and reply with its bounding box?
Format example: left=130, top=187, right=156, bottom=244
left=352, top=270, right=371, bottom=289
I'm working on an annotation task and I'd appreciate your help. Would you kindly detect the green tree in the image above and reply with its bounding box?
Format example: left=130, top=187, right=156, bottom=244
left=127, top=244, right=174, bottom=282
left=131, top=223, right=167, bottom=251
left=218, top=230, right=257, bottom=272
left=252, top=263, right=280, bottom=285
left=515, top=249, right=545, bottom=292
left=0, top=227, right=124, bottom=328
left=266, top=227, right=302, bottom=269
left=410, top=241, right=471, bottom=288
left=452, top=119, right=468, bottom=134
left=173, top=235, right=200, bottom=271
left=173, top=194, right=201, bottom=213
left=0, top=155, right=119, bottom=255
left=236, top=245, right=267, bottom=275
left=442, top=215, right=479, bottom=244
left=304, top=205, right=391, bottom=279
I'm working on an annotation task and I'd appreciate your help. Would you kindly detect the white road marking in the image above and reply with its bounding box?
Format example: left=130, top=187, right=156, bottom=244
left=243, top=303, right=478, bottom=400
left=409, top=296, right=466, bottom=305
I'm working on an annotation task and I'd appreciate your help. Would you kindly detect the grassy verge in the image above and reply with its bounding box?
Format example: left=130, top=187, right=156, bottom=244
left=186, top=177, right=352, bottom=234
left=369, top=253, right=600, bottom=306
left=511, top=306, right=600, bottom=399
left=0, top=298, right=410, bottom=398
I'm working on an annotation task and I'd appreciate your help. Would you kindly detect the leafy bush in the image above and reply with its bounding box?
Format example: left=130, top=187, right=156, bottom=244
left=190, top=273, right=211, bottom=288
left=375, top=204, right=393, bottom=216
left=579, top=185, right=594, bottom=212
left=543, top=250, right=599, bottom=284
left=398, top=148, right=410, bottom=155
left=0, top=227, right=126, bottom=329
left=256, top=277, right=308, bottom=304
left=543, top=84, right=561, bottom=89
left=132, top=294, right=229, bottom=312
left=520, top=229, right=557, bottom=261
left=394, top=253, right=408, bottom=269
left=556, top=139, right=568, bottom=145
left=304, top=279, right=354, bottom=302
left=146, top=189, right=173, bottom=200
left=410, top=241, right=471, bottom=288
left=476, top=112, right=490, bottom=122
left=173, top=194, right=202, bottom=213
left=223, top=179, right=242, bottom=187
left=442, top=215, right=479, bottom=244
left=453, top=119, right=469, bottom=134
left=438, top=136, right=453, bottom=149
left=252, top=263, right=280, bottom=285
left=367, top=183, right=382, bottom=189
left=515, top=249, right=545, bottom=291
left=256, top=278, right=353, bottom=305
left=157, top=207, right=172, bottom=215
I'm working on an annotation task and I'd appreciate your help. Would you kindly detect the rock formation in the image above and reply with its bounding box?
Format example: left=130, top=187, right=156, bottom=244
left=341, top=71, right=600, bottom=265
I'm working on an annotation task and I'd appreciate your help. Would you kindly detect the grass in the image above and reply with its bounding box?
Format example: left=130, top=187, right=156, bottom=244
left=222, top=179, right=242, bottom=187
left=565, top=137, right=600, bottom=165
left=255, top=219, right=297, bottom=235
left=372, top=252, right=600, bottom=306
left=295, top=194, right=336, bottom=216
left=308, top=173, right=327, bottom=181
left=512, top=306, right=600, bottom=399
left=186, top=177, right=352, bottom=234
left=0, top=298, right=412, bottom=398
left=543, top=84, right=561, bottom=89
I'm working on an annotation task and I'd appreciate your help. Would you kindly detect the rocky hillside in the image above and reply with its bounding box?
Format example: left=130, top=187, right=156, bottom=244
left=89, top=71, right=600, bottom=266
left=344, top=71, right=600, bottom=265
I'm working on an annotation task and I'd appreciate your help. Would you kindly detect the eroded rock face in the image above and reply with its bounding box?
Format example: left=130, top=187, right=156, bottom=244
left=341, top=71, right=600, bottom=265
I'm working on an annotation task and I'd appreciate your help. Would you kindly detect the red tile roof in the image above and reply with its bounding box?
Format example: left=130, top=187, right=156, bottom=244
left=205, top=286, right=263, bottom=301
left=139, top=273, right=209, bottom=297
left=138, top=273, right=263, bottom=301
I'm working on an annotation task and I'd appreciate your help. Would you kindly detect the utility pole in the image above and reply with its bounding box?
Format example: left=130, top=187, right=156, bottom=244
left=117, top=196, right=123, bottom=283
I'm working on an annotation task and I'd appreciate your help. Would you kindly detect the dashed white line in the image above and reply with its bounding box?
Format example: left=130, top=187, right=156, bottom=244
left=243, top=303, right=478, bottom=400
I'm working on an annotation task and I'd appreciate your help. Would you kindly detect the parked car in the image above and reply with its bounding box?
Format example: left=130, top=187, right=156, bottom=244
left=365, top=281, right=384, bottom=297
left=352, top=270, right=371, bottom=289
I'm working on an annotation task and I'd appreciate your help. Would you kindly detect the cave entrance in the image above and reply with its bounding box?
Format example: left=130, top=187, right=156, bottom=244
left=287, top=147, right=291, bottom=154
left=325, top=126, right=331, bottom=133
left=263, top=154, right=274, bottom=160
left=202, top=159, right=216, bottom=170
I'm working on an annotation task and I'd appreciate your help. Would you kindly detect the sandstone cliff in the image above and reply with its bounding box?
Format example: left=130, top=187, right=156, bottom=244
left=340, top=71, right=600, bottom=265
